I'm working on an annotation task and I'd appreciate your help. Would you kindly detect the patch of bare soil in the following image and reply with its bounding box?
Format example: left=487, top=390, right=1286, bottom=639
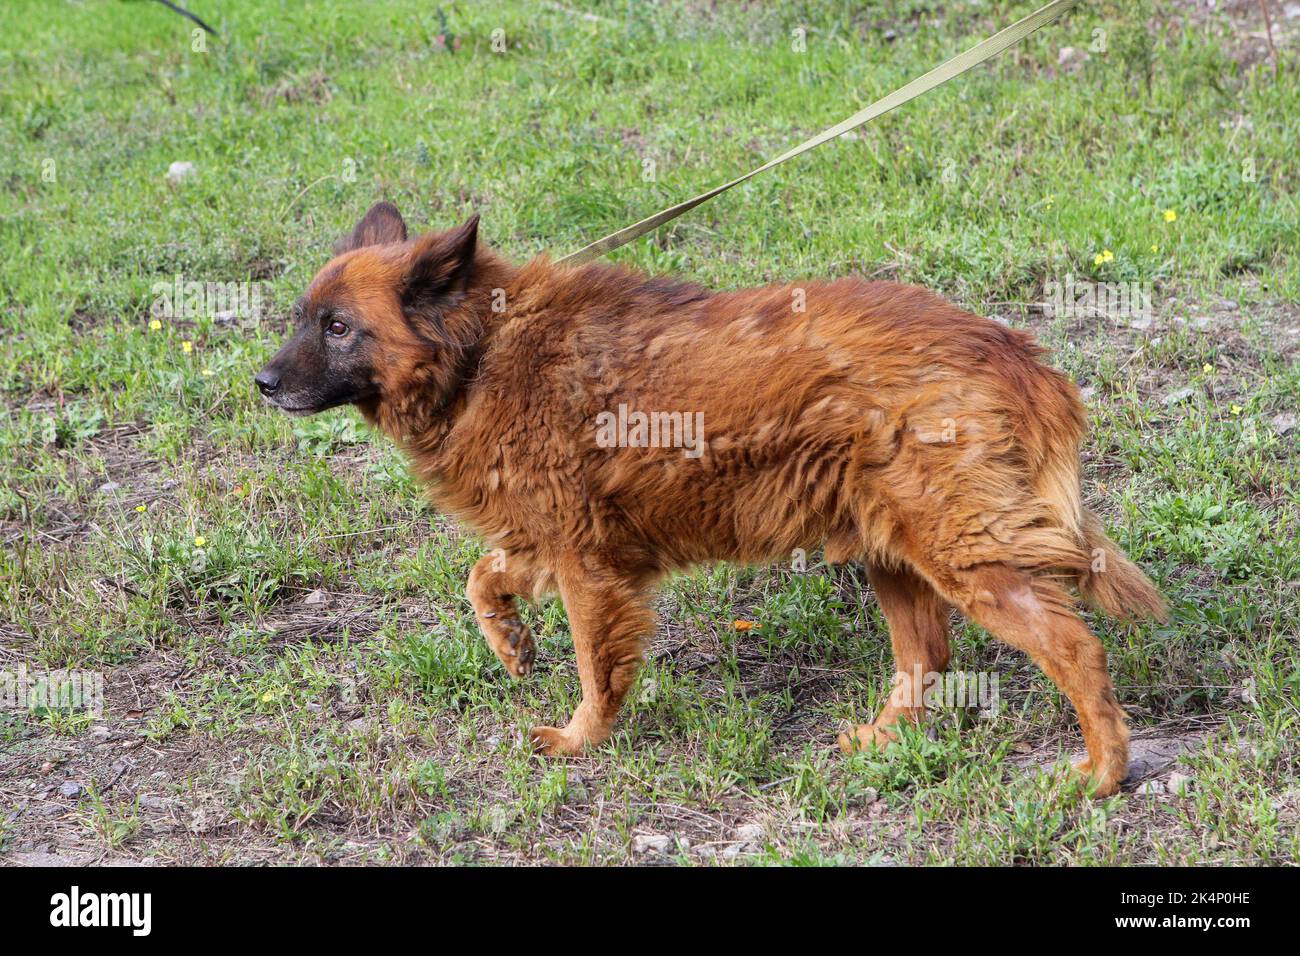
left=1165, top=0, right=1300, bottom=70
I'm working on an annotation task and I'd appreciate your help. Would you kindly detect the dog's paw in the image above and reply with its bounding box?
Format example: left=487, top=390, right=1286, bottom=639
left=837, top=721, right=897, bottom=754
left=477, top=612, right=535, bottom=678
left=1072, top=757, right=1124, bottom=798
left=529, top=725, right=584, bottom=757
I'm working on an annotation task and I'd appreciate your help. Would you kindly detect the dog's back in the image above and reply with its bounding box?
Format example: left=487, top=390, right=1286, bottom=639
left=466, top=262, right=1159, bottom=623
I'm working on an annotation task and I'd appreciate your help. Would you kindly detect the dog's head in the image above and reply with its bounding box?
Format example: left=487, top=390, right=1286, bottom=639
left=255, top=201, right=485, bottom=419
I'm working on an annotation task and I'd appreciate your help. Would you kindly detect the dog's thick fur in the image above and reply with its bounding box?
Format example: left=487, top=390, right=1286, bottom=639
left=259, top=202, right=1166, bottom=796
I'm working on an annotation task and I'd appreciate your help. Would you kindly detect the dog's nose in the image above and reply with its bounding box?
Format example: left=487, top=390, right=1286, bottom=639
left=255, top=369, right=281, bottom=396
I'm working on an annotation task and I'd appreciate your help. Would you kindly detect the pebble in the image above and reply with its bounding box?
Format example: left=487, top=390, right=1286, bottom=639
left=138, top=794, right=179, bottom=811
left=632, top=833, right=672, bottom=855
left=166, top=161, right=196, bottom=184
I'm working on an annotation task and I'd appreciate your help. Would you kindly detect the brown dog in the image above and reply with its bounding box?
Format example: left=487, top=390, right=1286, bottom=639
left=257, top=202, right=1165, bottom=796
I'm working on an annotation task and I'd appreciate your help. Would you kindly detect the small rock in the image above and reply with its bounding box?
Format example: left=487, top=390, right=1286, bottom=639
left=166, top=161, right=196, bottom=184
left=734, top=824, right=764, bottom=846
left=1129, top=317, right=1153, bottom=332
left=39, top=762, right=55, bottom=774
left=138, top=794, right=179, bottom=811
left=303, top=589, right=328, bottom=606
left=188, top=806, right=215, bottom=834
left=58, top=781, right=83, bottom=799
left=1136, top=779, right=1166, bottom=795
left=1270, top=412, right=1297, bottom=436
left=1167, top=772, right=1194, bottom=796
left=721, top=843, right=744, bottom=860
left=1162, top=387, right=1195, bottom=406
left=632, top=833, right=672, bottom=855
left=98, top=481, right=121, bottom=495
left=1057, top=46, right=1089, bottom=71
left=1078, top=386, right=1096, bottom=401
left=90, top=724, right=110, bottom=738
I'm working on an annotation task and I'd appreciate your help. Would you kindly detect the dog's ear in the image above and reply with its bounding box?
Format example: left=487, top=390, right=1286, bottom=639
left=401, top=214, right=480, bottom=317
left=334, top=201, right=408, bottom=254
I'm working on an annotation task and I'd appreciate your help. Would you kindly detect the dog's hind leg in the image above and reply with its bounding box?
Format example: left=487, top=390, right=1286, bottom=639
left=467, top=550, right=545, bottom=678
left=926, top=561, right=1129, bottom=796
left=529, top=562, right=654, bottom=756
left=839, top=562, right=952, bottom=753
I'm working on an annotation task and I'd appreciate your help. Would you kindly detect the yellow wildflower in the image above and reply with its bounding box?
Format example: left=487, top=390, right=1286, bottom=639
left=1163, top=209, right=1177, bottom=222
left=182, top=340, right=193, bottom=354
left=149, top=319, right=162, bottom=331
left=194, top=535, right=206, bottom=547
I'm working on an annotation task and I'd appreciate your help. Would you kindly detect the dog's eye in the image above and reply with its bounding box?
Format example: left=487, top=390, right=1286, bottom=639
left=326, top=319, right=349, bottom=337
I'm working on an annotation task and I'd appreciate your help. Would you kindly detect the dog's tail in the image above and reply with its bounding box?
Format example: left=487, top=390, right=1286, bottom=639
left=1028, top=376, right=1166, bottom=622
left=1077, top=509, right=1166, bottom=620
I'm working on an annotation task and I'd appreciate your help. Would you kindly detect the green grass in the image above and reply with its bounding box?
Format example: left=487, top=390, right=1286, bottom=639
left=0, top=0, right=1297, bottom=865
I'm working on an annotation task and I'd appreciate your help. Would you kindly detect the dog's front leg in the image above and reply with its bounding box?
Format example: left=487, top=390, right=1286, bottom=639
left=466, top=550, right=542, bottom=678
left=529, top=563, right=653, bottom=756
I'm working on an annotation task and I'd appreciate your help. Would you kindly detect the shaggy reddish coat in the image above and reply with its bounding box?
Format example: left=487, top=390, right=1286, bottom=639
left=263, top=204, right=1165, bottom=797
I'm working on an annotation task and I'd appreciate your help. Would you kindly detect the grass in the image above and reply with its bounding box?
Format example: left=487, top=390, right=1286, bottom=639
left=0, top=0, right=1297, bottom=865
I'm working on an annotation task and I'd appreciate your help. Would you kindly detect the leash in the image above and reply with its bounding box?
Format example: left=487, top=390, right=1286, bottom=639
left=558, top=0, right=1081, bottom=266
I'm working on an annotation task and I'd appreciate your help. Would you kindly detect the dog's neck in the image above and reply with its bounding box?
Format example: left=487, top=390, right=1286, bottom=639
left=360, top=246, right=522, bottom=461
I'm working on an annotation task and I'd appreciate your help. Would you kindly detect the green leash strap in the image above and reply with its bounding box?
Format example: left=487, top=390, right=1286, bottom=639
left=558, top=0, right=1082, bottom=266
